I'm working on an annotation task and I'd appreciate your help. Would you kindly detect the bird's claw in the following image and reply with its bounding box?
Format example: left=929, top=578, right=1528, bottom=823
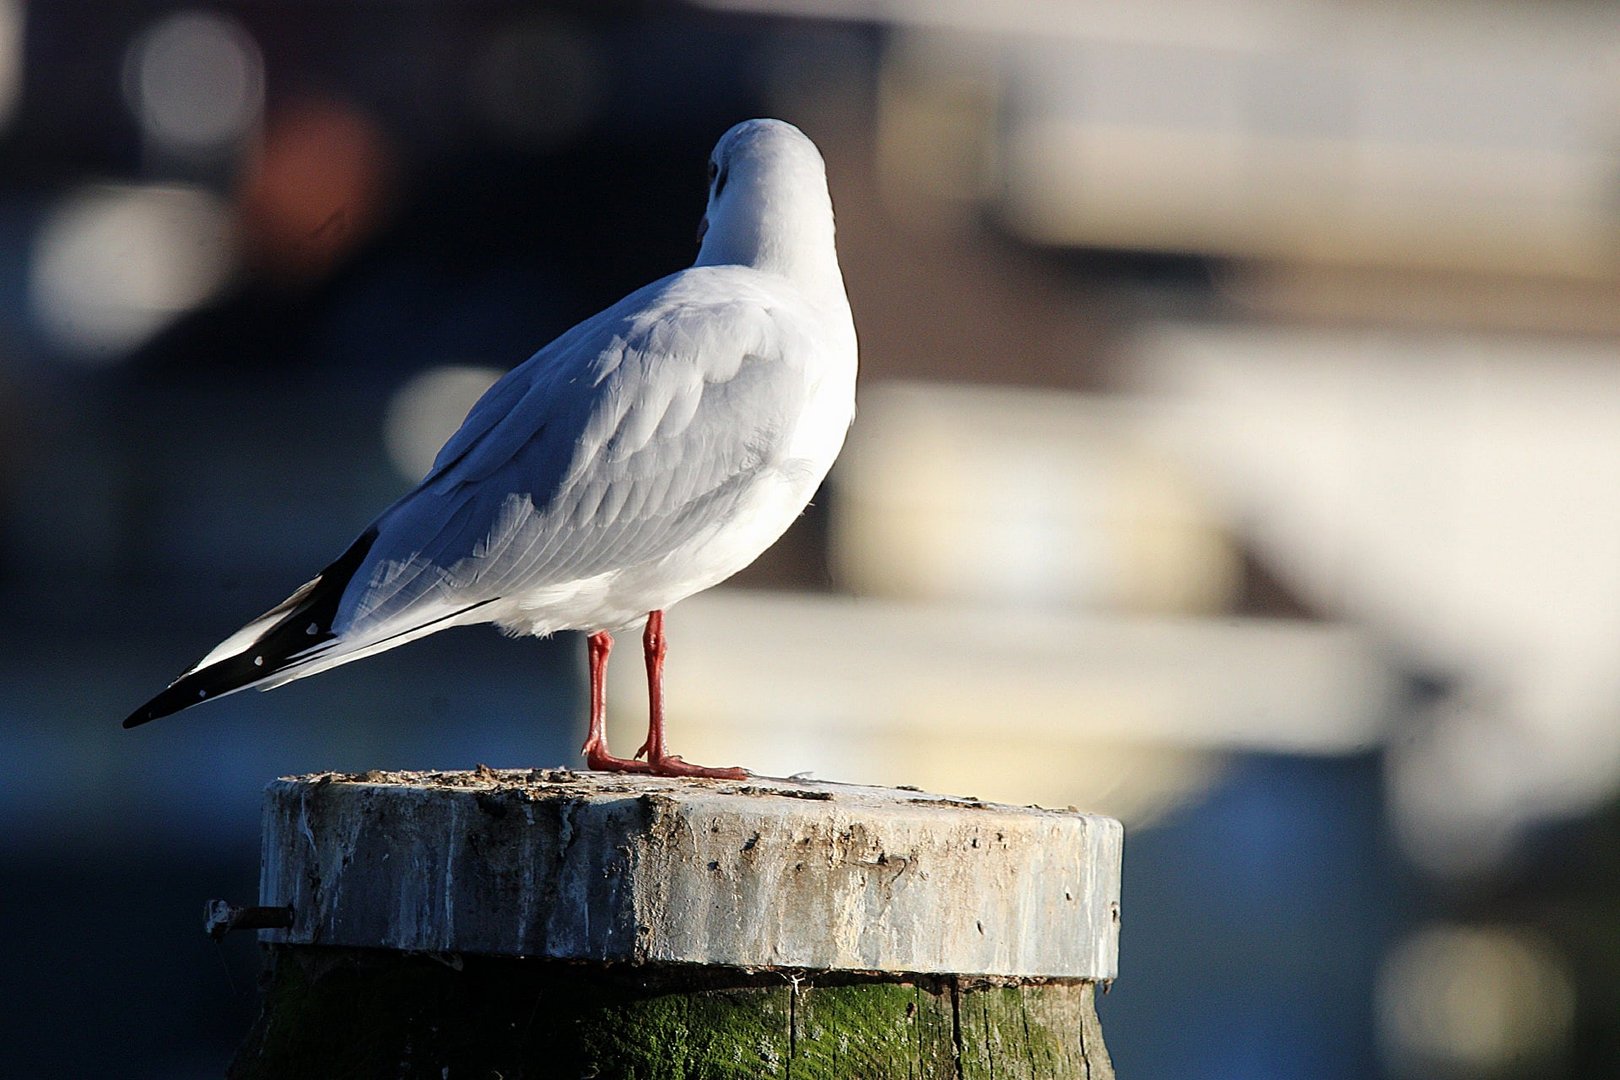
left=582, top=744, right=746, bottom=780
left=582, top=743, right=652, bottom=773
left=648, top=755, right=749, bottom=780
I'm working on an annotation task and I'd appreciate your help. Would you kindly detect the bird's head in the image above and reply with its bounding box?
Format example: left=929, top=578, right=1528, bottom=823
left=695, top=119, right=839, bottom=286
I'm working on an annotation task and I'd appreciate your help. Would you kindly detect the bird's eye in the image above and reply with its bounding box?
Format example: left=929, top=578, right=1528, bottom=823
left=707, top=160, right=718, bottom=183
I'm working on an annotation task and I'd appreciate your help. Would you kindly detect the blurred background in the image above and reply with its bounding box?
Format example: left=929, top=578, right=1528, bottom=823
left=4, top=0, right=1620, bottom=1076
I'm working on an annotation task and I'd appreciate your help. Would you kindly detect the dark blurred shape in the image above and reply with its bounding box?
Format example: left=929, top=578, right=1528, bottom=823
left=468, top=12, right=605, bottom=151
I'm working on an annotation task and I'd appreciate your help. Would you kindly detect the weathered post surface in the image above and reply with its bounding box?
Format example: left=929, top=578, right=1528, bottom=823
left=229, top=768, right=1123, bottom=1079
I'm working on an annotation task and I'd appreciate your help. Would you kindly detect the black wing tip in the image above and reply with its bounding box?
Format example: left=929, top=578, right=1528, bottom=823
left=122, top=703, right=176, bottom=729
left=122, top=670, right=231, bottom=729
left=120, top=525, right=381, bottom=733
left=122, top=697, right=182, bottom=729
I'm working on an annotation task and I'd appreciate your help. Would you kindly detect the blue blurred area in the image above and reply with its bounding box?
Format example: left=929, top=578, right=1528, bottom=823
left=1100, top=753, right=1410, bottom=1080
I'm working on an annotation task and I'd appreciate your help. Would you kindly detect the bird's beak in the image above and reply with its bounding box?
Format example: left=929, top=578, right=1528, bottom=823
left=696, top=215, right=708, bottom=247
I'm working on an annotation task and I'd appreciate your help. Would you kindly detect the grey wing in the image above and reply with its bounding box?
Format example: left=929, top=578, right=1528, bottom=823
left=337, top=302, right=806, bottom=633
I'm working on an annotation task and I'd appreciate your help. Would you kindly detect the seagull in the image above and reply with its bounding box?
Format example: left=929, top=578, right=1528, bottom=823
left=123, top=118, right=858, bottom=779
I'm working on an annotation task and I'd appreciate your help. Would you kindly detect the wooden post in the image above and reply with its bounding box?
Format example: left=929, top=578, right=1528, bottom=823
left=229, top=768, right=1123, bottom=1079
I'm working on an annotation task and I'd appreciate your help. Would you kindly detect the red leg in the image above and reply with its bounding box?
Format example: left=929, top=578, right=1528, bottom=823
left=579, top=629, right=649, bottom=773
left=633, top=611, right=666, bottom=761
left=637, top=609, right=748, bottom=780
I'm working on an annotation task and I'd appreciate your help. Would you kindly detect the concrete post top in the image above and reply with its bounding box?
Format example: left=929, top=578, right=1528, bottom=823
left=259, top=768, right=1123, bottom=980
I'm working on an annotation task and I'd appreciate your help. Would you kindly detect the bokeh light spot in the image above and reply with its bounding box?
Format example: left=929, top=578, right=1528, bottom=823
left=123, top=10, right=264, bottom=156
left=30, top=184, right=234, bottom=364
left=1378, top=923, right=1574, bottom=1076
left=385, top=365, right=507, bottom=481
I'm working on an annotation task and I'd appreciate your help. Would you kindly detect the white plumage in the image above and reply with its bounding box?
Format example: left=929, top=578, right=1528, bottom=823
left=126, top=119, right=857, bottom=778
